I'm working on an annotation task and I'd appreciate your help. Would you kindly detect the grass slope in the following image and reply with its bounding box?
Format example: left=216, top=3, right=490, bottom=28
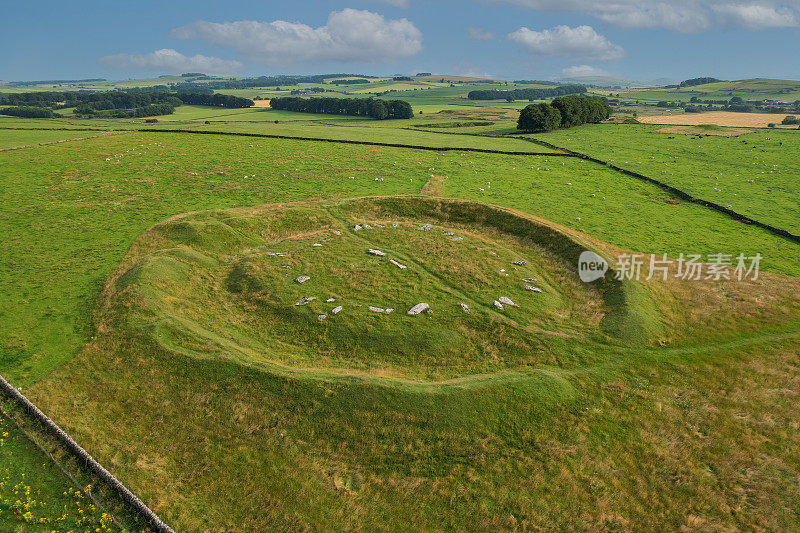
left=2, top=131, right=798, bottom=387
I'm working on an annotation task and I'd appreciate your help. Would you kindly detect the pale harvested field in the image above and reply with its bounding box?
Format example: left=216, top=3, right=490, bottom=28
left=251, top=99, right=271, bottom=108
left=639, top=111, right=795, bottom=128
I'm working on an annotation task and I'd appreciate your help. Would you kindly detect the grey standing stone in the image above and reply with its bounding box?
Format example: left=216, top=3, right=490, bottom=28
left=408, top=303, right=430, bottom=315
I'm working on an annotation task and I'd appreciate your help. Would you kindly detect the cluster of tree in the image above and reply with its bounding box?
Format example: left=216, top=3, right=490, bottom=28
left=1, top=91, right=180, bottom=110
left=0, top=90, right=254, bottom=119
left=679, top=77, right=723, bottom=87
left=269, top=96, right=413, bottom=119
left=0, top=106, right=60, bottom=118
left=331, top=79, right=369, bottom=85
left=174, top=93, right=254, bottom=108
left=415, top=72, right=432, bottom=77
left=517, top=95, right=612, bottom=132
left=77, top=103, right=176, bottom=118
left=393, top=76, right=413, bottom=81
left=468, top=85, right=586, bottom=101
left=783, top=115, right=799, bottom=125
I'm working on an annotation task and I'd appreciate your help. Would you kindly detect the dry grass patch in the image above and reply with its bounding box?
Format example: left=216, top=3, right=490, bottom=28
left=639, top=111, right=796, bottom=128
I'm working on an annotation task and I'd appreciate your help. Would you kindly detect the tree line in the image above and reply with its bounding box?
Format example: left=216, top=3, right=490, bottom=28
left=679, top=77, right=723, bottom=87
left=468, top=85, right=586, bottom=101
left=0, top=90, right=255, bottom=119
left=0, top=106, right=60, bottom=118
left=517, top=95, right=612, bottom=132
left=173, top=93, right=254, bottom=108
left=269, top=97, right=413, bottom=119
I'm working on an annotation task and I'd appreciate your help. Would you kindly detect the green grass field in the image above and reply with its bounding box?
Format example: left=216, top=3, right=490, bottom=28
left=188, top=121, right=554, bottom=151
left=0, top=129, right=117, bottom=149
left=531, top=124, right=800, bottom=234
left=2, top=84, right=800, bottom=531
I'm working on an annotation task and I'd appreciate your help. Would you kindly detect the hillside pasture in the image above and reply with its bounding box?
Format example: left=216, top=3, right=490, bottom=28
left=531, top=124, right=800, bottom=235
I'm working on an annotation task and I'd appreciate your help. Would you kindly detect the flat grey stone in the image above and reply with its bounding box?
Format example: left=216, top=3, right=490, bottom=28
left=385, top=308, right=394, bottom=314
left=318, top=314, right=327, bottom=321
left=450, top=237, right=463, bottom=241
left=368, top=249, right=386, bottom=256
left=418, top=224, right=433, bottom=231
left=524, top=285, right=542, bottom=293
left=498, top=296, right=518, bottom=307
left=407, top=303, right=430, bottom=315
left=294, top=276, right=310, bottom=284
left=295, top=296, right=316, bottom=306
left=369, top=306, right=385, bottom=313
left=331, top=306, right=343, bottom=314
left=493, top=300, right=504, bottom=310
left=326, top=298, right=336, bottom=302
left=354, top=225, right=362, bottom=231
left=389, top=259, right=407, bottom=269
left=512, top=260, right=527, bottom=266
left=460, top=303, right=471, bottom=313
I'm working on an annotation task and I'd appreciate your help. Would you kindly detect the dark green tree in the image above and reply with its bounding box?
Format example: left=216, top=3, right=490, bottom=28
left=517, top=103, right=562, bottom=132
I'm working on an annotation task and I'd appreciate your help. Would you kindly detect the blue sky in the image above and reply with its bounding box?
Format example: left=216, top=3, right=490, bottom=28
left=3, top=0, right=800, bottom=82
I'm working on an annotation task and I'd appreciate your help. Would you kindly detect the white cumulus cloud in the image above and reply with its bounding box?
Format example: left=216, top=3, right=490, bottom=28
left=509, top=25, right=625, bottom=62
left=98, top=48, right=244, bottom=75
left=489, top=0, right=800, bottom=32
left=170, top=9, right=423, bottom=66
left=712, top=3, right=800, bottom=29
left=561, top=65, right=610, bottom=77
